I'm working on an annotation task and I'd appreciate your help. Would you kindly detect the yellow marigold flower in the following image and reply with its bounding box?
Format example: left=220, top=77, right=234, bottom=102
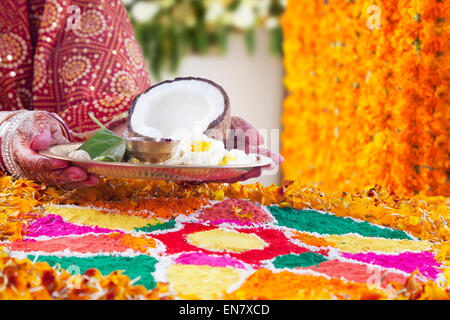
left=281, top=0, right=450, bottom=197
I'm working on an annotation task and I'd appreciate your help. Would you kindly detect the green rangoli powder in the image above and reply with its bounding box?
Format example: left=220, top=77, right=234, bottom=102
left=268, top=207, right=412, bottom=240
left=135, top=219, right=176, bottom=233
left=29, top=255, right=158, bottom=289
left=273, top=252, right=328, bottom=269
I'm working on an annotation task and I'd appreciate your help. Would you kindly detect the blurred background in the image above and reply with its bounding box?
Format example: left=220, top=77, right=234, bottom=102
left=123, top=0, right=287, bottom=186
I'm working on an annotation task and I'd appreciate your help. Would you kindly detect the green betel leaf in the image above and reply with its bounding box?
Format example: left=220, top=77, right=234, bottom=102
left=77, top=113, right=126, bottom=162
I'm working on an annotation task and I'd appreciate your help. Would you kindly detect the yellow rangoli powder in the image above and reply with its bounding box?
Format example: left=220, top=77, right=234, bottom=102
left=187, top=228, right=267, bottom=252
left=167, top=264, right=242, bottom=299
left=325, top=234, right=432, bottom=254
left=44, top=205, right=161, bottom=231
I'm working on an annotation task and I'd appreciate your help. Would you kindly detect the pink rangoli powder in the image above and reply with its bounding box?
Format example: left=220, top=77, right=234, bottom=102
left=24, top=214, right=117, bottom=237
left=198, top=199, right=271, bottom=225
left=342, top=251, right=441, bottom=279
left=175, top=252, right=246, bottom=269
left=210, top=219, right=253, bottom=226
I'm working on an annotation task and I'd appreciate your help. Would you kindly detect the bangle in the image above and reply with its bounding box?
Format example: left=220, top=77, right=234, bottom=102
left=0, top=111, right=22, bottom=128
left=0, top=111, right=28, bottom=174
left=0, top=111, right=33, bottom=178
left=0, top=121, right=9, bottom=172
left=0, top=111, right=71, bottom=177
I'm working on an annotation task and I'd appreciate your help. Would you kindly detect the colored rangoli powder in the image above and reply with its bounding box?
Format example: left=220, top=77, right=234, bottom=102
left=167, top=264, right=242, bottom=299
left=1, top=174, right=448, bottom=300
left=342, top=251, right=441, bottom=279
left=25, top=214, right=116, bottom=237
left=269, top=207, right=412, bottom=240
left=305, top=260, right=408, bottom=288
left=9, top=234, right=131, bottom=254
left=198, top=199, right=271, bottom=224
left=291, top=231, right=331, bottom=248
left=210, top=219, right=252, bottom=226
left=187, top=229, right=267, bottom=253
left=135, top=219, right=176, bottom=233
left=325, top=235, right=432, bottom=254
left=175, top=252, right=246, bottom=269
left=29, top=255, right=158, bottom=289
left=225, top=269, right=385, bottom=300
left=45, top=205, right=160, bottom=231
left=152, top=223, right=308, bottom=266
left=273, top=252, right=328, bottom=269
left=108, top=233, right=156, bottom=254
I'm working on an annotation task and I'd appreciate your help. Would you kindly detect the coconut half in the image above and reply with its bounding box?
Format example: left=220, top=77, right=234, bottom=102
left=127, top=77, right=231, bottom=143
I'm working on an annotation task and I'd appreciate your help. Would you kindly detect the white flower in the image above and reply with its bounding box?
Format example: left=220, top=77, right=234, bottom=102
left=131, top=2, right=160, bottom=23
left=265, top=17, right=279, bottom=29
left=232, top=5, right=255, bottom=29
left=206, top=2, right=225, bottom=23
left=122, top=0, right=134, bottom=5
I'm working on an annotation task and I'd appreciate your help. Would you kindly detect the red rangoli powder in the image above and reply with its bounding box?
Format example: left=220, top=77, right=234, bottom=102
left=153, top=223, right=308, bottom=266
left=5, top=234, right=131, bottom=254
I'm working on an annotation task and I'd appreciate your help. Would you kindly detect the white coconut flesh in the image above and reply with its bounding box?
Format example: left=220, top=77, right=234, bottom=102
left=129, top=79, right=226, bottom=140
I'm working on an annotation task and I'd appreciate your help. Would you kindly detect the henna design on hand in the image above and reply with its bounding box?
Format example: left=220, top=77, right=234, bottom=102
left=11, top=112, right=99, bottom=189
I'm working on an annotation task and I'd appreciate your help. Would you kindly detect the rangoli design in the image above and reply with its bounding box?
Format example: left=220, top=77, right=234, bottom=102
left=0, top=177, right=448, bottom=300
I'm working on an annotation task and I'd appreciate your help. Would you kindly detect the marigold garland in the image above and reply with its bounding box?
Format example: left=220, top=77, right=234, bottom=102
left=80, top=197, right=209, bottom=219
left=281, top=0, right=450, bottom=197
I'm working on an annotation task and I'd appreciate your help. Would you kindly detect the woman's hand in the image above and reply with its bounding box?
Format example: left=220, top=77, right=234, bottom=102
left=229, top=116, right=283, bottom=165
left=200, top=116, right=282, bottom=184
left=9, top=112, right=100, bottom=188
left=225, top=116, right=283, bottom=182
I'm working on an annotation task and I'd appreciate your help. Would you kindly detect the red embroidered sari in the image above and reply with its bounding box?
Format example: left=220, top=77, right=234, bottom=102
left=0, top=0, right=151, bottom=140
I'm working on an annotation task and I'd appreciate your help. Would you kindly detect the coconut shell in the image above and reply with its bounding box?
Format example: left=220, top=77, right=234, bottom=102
left=127, top=77, right=231, bottom=144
